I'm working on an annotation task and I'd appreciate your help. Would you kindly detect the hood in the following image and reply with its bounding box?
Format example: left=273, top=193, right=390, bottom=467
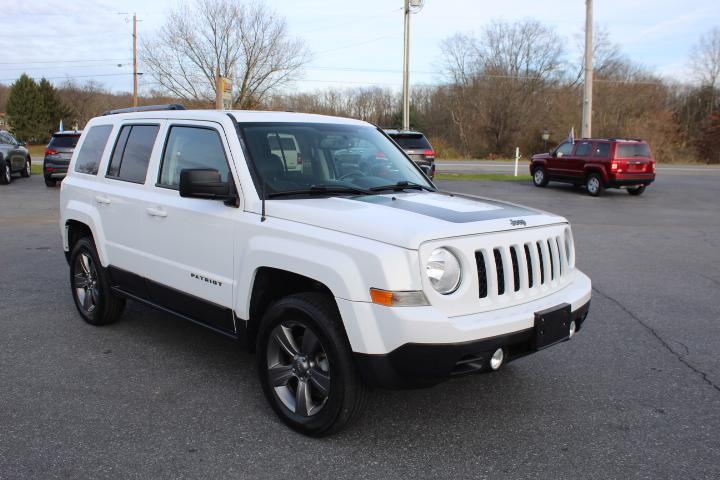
left=259, top=192, right=567, bottom=250
left=532, top=152, right=551, bottom=160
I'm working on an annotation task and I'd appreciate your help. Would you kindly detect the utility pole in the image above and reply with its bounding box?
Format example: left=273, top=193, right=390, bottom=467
left=402, top=0, right=411, bottom=131
left=581, top=0, right=593, bottom=139
left=215, top=66, right=223, bottom=110
left=132, top=13, right=138, bottom=108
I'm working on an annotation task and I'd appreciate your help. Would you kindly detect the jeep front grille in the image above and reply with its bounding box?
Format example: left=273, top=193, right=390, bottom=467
left=475, top=233, right=572, bottom=299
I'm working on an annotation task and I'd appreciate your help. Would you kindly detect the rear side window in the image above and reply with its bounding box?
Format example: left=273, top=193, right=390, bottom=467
left=593, top=143, right=610, bottom=157
left=391, top=134, right=431, bottom=150
left=574, top=142, right=592, bottom=156
left=107, top=124, right=159, bottom=183
left=74, top=125, right=113, bottom=175
left=616, top=143, right=651, bottom=158
left=49, top=135, right=80, bottom=149
left=158, top=126, right=229, bottom=188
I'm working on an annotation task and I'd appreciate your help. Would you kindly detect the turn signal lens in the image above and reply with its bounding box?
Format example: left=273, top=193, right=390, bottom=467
left=370, top=288, right=429, bottom=307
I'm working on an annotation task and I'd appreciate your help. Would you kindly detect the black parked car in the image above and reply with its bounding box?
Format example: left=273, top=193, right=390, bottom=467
left=384, top=129, right=436, bottom=178
left=0, top=130, right=31, bottom=185
left=44, top=131, right=82, bottom=187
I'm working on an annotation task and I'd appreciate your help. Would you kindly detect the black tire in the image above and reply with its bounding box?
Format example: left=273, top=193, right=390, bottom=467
left=532, top=166, right=549, bottom=187
left=628, top=185, right=646, bottom=196
left=69, top=237, right=125, bottom=326
left=256, top=292, right=368, bottom=437
left=20, top=157, right=31, bottom=178
left=586, top=173, right=604, bottom=197
left=44, top=176, right=57, bottom=187
left=0, top=161, right=11, bottom=185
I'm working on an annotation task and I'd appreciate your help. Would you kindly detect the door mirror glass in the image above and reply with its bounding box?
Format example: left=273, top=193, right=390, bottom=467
left=179, top=168, right=232, bottom=200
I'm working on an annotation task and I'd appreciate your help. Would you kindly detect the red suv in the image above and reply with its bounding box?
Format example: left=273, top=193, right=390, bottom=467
left=530, top=138, right=656, bottom=196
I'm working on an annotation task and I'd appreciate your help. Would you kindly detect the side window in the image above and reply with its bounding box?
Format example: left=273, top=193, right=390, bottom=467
left=106, top=124, right=159, bottom=183
left=575, top=142, right=591, bottom=156
left=593, top=143, right=610, bottom=158
left=556, top=142, right=574, bottom=157
left=74, top=125, right=113, bottom=175
left=158, top=126, right=229, bottom=189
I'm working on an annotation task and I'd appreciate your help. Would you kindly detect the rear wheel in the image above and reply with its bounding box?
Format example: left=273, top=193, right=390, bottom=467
left=532, top=166, right=549, bottom=187
left=21, top=158, right=31, bottom=177
left=256, top=292, right=367, bottom=436
left=628, top=185, right=646, bottom=196
left=586, top=173, right=604, bottom=197
left=44, top=176, right=57, bottom=187
left=0, top=162, right=11, bottom=185
left=69, top=237, right=125, bottom=325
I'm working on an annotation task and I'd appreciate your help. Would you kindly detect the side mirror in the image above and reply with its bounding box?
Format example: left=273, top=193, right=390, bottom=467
left=554, top=151, right=562, bottom=158
left=179, top=168, right=233, bottom=201
left=419, top=164, right=432, bottom=176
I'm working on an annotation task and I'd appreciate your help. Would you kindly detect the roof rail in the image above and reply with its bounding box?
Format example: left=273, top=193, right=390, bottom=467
left=102, top=104, right=186, bottom=116
left=607, top=137, right=643, bottom=142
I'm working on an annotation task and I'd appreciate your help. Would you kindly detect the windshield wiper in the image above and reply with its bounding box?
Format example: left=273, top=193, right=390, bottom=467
left=369, top=181, right=436, bottom=192
left=267, top=184, right=374, bottom=198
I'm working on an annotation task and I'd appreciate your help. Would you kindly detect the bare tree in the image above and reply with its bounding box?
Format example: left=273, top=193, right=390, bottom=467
left=141, top=0, right=309, bottom=108
left=689, top=27, right=720, bottom=89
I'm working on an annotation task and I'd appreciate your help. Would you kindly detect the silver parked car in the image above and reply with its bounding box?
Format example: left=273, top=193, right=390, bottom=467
left=0, top=130, right=31, bottom=185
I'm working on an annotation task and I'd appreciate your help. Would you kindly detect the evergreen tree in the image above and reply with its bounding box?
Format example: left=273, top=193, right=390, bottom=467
left=37, top=78, right=70, bottom=140
left=6, top=74, right=40, bottom=142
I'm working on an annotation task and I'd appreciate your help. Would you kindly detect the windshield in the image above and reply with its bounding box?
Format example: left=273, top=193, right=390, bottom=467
left=49, top=135, right=80, bottom=149
left=238, top=122, right=434, bottom=197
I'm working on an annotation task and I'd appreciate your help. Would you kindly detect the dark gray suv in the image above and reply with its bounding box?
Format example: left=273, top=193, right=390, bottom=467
left=43, top=131, right=82, bottom=187
left=0, top=130, right=31, bottom=185
left=384, top=130, right=436, bottom=178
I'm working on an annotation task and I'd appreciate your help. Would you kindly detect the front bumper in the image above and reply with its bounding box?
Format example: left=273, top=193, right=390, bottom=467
left=337, top=270, right=592, bottom=388
left=353, top=300, right=589, bottom=388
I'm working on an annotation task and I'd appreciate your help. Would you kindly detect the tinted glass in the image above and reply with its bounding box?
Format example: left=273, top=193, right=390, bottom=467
left=556, top=142, right=574, bottom=156
left=593, top=143, right=610, bottom=157
left=3, top=133, right=17, bottom=144
left=107, top=126, right=131, bottom=177
left=617, top=143, right=651, bottom=158
left=159, top=126, right=229, bottom=188
left=240, top=123, right=432, bottom=196
left=74, top=125, right=113, bottom=175
left=391, top=134, right=431, bottom=150
left=107, top=125, right=159, bottom=183
left=49, top=135, right=80, bottom=149
left=0, top=133, right=10, bottom=144
left=575, top=142, right=591, bottom=156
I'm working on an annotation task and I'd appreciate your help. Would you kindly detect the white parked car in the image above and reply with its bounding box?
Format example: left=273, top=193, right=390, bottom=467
left=60, top=106, right=591, bottom=436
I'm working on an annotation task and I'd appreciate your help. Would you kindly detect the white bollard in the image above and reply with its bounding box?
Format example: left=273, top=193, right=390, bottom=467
left=514, top=147, right=520, bottom=177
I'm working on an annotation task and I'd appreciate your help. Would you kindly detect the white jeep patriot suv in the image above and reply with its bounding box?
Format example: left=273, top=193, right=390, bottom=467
left=60, top=106, right=591, bottom=436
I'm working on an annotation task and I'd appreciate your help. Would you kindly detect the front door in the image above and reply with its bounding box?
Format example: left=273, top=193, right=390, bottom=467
left=140, top=121, right=237, bottom=333
left=548, top=141, right=574, bottom=176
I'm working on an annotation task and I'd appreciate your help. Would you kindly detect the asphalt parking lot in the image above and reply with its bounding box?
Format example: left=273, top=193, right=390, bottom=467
left=1, top=172, right=719, bottom=479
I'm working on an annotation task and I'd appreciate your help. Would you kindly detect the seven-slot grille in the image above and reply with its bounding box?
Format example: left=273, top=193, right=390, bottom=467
left=474, top=233, right=572, bottom=299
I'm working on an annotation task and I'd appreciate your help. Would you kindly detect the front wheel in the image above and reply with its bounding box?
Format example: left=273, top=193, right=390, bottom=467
left=628, top=185, right=646, bottom=196
left=0, top=162, right=11, bottom=185
left=21, top=158, right=31, bottom=178
left=532, top=166, right=549, bottom=187
left=256, top=293, right=368, bottom=437
left=586, top=173, right=604, bottom=197
left=69, top=237, right=125, bottom=325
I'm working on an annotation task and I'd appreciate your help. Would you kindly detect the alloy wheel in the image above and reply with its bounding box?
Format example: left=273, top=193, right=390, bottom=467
left=73, top=251, right=99, bottom=314
left=534, top=169, right=544, bottom=184
left=25, top=160, right=31, bottom=176
left=266, top=321, right=331, bottom=417
left=587, top=177, right=599, bottom=194
left=4, top=164, right=10, bottom=183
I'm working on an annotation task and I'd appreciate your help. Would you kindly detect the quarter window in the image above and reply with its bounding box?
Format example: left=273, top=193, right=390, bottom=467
left=107, top=125, right=159, bottom=183
left=158, top=126, right=229, bottom=188
left=74, top=125, right=113, bottom=175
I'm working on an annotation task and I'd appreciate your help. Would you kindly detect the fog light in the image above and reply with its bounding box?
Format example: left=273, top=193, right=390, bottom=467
left=490, top=348, right=505, bottom=370
left=568, top=320, right=577, bottom=339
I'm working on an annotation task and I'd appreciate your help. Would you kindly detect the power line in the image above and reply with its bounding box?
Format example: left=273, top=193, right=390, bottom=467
left=0, top=72, right=135, bottom=82
left=0, top=58, right=132, bottom=65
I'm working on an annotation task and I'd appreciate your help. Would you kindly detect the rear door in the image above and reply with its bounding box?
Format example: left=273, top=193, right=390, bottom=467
left=570, top=140, right=593, bottom=180
left=139, top=121, right=237, bottom=332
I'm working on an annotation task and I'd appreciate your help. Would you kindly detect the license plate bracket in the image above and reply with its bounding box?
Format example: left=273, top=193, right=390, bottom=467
left=534, top=303, right=572, bottom=350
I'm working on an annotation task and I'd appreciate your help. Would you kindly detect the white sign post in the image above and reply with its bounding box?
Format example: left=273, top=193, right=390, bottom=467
left=514, top=147, right=520, bottom=177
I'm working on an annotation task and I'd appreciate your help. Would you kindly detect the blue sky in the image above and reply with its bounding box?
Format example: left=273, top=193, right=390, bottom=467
left=2, top=0, right=718, bottom=94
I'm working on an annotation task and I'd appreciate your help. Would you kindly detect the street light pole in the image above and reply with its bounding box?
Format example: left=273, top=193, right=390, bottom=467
left=402, top=0, right=411, bottom=131
left=581, top=0, right=593, bottom=139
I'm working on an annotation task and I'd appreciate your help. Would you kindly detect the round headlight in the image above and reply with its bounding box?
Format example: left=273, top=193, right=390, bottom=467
left=426, top=248, right=462, bottom=294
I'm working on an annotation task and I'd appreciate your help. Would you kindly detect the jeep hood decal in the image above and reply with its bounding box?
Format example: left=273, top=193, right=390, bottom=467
left=259, top=192, right=566, bottom=250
